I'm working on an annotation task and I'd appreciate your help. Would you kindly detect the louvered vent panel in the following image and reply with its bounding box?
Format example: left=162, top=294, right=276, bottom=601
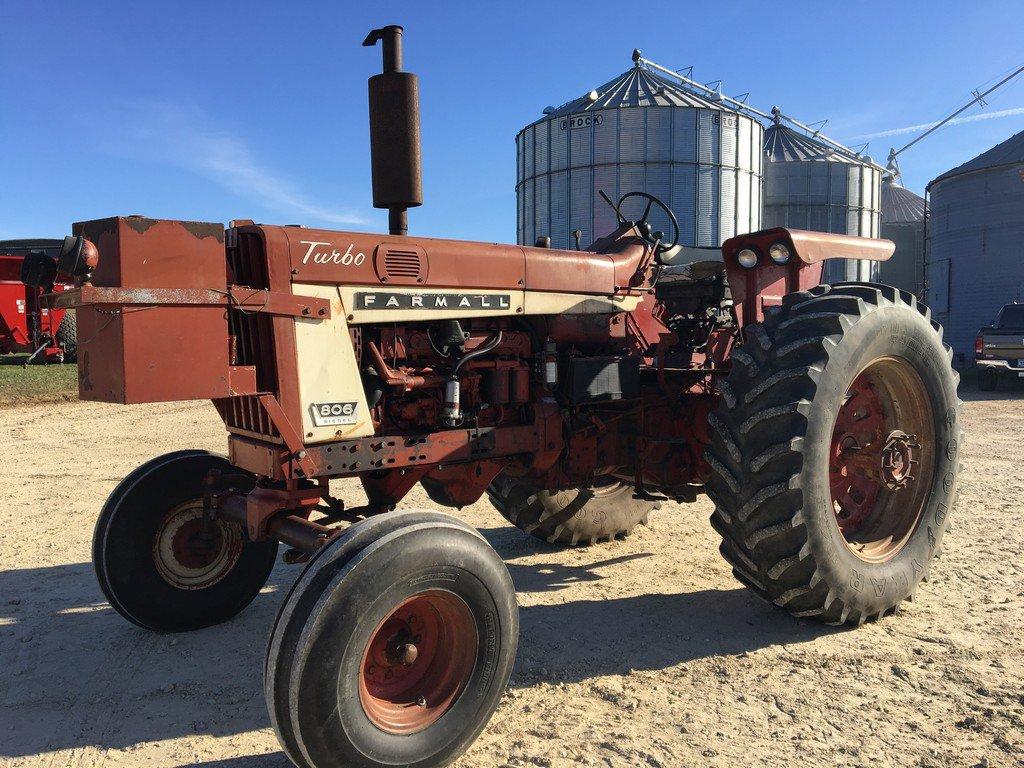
left=384, top=250, right=422, bottom=276
left=375, top=245, right=428, bottom=284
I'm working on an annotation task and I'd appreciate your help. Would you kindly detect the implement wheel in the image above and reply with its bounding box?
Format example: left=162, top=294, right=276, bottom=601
left=55, top=308, right=77, bottom=362
left=487, top=474, right=655, bottom=546
left=705, top=283, right=963, bottom=625
left=93, top=451, right=278, bottom=632
left=266, top=511, right=517, bottom=768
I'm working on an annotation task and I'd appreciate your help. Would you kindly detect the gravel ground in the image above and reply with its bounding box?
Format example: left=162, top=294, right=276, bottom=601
left=0, top=386, right=1021, bottom=768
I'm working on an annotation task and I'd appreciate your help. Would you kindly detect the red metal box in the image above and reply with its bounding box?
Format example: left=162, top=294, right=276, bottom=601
left=72, top=217, right=232, bottom=403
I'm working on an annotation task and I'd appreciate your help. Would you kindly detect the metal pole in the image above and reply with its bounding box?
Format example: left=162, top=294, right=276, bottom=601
left=891, top=64, right=1024, bottom=159
left=634, top=53, right=773, bottom=121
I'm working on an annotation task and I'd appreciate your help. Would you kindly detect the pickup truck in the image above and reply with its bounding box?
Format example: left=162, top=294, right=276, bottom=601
left=976, top=303, right=1024, bottom=390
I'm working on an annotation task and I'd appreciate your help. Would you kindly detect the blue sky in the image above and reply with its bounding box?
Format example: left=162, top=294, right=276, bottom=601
left=2, top=0, right=1023, bottom=242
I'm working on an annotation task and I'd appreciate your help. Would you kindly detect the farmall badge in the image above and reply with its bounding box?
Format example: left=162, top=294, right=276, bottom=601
left=355, top=292, right=512, bottom=310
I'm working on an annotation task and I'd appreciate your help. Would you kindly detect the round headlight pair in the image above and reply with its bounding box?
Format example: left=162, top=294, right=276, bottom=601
left=737, top=241, right=792, bottom=269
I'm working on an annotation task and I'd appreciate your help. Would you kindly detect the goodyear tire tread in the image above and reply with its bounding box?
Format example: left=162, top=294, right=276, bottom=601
left=705, top=282, right=963, bottom=626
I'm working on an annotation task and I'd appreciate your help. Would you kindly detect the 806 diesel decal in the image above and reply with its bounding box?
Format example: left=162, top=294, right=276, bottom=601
left=310, top=401, right=359, bottom=427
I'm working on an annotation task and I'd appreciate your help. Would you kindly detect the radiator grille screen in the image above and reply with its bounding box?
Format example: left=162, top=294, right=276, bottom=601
left=223, top=231, right=279, bottom=438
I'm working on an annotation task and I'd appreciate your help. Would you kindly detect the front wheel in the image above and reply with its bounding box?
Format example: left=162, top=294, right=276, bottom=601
left=706, top=283, right=962, bottom=625
left=93, top=451, right=279, bottom=632
left=266, top=511, right=517, bottom=768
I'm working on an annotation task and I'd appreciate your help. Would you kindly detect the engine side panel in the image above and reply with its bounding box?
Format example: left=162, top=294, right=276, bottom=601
left=292, top=284, right=373, bottom=442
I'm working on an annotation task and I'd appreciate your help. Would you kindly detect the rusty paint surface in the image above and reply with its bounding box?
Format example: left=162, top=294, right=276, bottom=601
left=721, top=228, right=830, bottom=326
left=46, top=284, right=330, bottom=319
left=275, top=224, right=653, bottom=295
left=71, top=218, right=231, bottom=404
left=722, top=227, right=894, bottom=267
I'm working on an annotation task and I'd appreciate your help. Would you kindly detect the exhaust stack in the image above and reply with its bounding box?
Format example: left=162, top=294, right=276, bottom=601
left=363, top=25, right=423, bottom=236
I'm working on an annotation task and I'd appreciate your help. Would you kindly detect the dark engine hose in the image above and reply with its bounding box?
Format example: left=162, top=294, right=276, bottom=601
left=453, top=331, right=503, bottom=374
left=361, top=369, right=385, bottom=408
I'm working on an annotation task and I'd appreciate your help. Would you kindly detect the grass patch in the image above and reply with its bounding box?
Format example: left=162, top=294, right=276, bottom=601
left=0, top=358, right=78, bottom=407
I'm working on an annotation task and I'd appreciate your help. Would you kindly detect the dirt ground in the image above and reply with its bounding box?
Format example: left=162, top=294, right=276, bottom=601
left=1, top=386, right=1022, bottom=768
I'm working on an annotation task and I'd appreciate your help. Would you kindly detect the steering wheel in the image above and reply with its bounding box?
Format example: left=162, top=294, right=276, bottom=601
left=614, top=191, right=680, bottom=256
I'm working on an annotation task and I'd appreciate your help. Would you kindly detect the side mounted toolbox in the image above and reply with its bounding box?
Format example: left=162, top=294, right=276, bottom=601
left=70, top=216, right=233, bottom=403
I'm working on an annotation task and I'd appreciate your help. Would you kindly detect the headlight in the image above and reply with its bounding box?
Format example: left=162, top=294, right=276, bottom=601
left=737, top=248, right=758, bottom=269
left=768, top=241, right=791, bottom=264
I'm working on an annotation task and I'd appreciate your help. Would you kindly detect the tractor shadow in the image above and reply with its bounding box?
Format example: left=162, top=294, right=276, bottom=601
left=476, top=527, right=839, bottom=687
left=0, top=533, right=838, bottom=760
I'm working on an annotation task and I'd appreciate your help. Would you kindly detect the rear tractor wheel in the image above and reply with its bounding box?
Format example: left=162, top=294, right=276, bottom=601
left=93, top=451, right=279, bottom=632
left=487, top=474, right=656, bottom=546
left=706, top=283, right=963, bottom=625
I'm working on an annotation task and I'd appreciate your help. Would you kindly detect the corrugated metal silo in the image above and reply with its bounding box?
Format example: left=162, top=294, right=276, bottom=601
left=926, top=128, right=1024, bottom=363
left=515, top=55, right=763, bottom=250
left=763, top=120, right=883, bottom=283
left=878, top=173, right=925, bottom=297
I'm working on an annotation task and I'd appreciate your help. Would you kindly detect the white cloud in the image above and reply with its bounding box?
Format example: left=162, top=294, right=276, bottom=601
left=105, top=101, right=367, bottom=226
left=850, top=106, right=1024, bottom=141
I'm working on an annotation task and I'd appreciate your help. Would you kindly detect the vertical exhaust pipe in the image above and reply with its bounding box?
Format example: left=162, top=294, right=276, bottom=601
left=363, top=25, right=423, bottom=236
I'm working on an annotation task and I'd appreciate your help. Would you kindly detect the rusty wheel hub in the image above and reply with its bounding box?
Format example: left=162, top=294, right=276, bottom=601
left=153, top=501, right=243, bottom=589
left=829, top=358, right=935, bottom=562
left=879, top=430, right=920, bottom=491
left=359, top=590, right=478, bottom=734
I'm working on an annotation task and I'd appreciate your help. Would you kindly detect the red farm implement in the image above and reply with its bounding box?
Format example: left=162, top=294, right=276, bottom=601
left=0, top=239, right=76, bottom=363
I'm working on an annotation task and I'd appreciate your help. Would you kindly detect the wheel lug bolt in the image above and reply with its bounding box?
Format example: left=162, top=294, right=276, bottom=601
left=397, top=643, right=418, bottom=665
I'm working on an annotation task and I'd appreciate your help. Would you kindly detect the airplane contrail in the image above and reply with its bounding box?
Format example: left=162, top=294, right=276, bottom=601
left=851, top=107, right=1024, bottom=140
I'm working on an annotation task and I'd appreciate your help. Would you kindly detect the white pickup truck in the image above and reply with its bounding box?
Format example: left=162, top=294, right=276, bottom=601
left=976, top=303, right=1024, bottom=390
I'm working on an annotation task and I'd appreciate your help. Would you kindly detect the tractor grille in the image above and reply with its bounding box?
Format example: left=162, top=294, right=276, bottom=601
left=223, top=231, right=279, bottom=438
left=379, top=246, right=426, bottom=283
left=214, top=395, right=279, bottom=439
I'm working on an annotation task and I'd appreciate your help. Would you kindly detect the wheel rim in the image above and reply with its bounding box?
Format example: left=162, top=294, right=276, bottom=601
left=585, top=477, right=627, bottom=498
left=829, top=356, right=935, bottom=562
left=359, top=590, right=478, bottom=734
left=152, top=501, right=243, bottom=589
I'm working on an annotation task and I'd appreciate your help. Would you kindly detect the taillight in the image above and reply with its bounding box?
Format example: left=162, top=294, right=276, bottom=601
left=974, top=336, right=984, bottom=356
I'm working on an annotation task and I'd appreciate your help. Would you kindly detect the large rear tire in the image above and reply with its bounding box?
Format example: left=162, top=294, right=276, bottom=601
left=93, top=451, right=279, bottom=632
left=706, top=283, right=962, bottom=625
left=487, top=474, right=655, bottom=546
left=266, top=511, right=517, bottom=768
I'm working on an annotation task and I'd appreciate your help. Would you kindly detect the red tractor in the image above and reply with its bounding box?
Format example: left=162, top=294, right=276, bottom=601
left=25, top=26, right=962, bottom=768
left=0, top=239, right=77, bottom=362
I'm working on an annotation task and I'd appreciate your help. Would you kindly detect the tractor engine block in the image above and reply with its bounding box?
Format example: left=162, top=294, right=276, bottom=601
left=369, top=322, right=534, bottom=432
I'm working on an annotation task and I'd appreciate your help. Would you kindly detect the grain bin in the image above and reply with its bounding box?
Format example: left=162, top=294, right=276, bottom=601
left=878, top=168, right=926, bottom=297
left=516, top=51, right=763, bottom=250
left=926, top=127, right=1024, bottom=363
left=763, top=114, right=882, bottom=284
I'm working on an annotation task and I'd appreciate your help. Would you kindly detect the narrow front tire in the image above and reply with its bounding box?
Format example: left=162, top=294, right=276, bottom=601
left=93, top=451, right=278, bottom=633
left=268, top=512, right=518, bottom=768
